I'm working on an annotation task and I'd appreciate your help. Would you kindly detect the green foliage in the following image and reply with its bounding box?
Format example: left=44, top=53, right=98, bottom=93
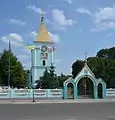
left=56, top=73, right=71, bottom=88
left=35, top=68, right=57, bottom=89
left=42, top=69, right=51, bottom=89
left=72, top=60, right=85, bottom=78
left=97, top=47, right=115, bottom=59
left=0, top=50, right=28, bottom=88
left=72, top=47, right=115, bottom=88
left=38, top=65, right=60, bottom=89
left=35, top=70, right=71, bottom=89
left=49, top=64, right=55, bottom=77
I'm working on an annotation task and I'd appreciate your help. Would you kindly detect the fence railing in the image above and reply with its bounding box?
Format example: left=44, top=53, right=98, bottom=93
left=0, top=89, right=63, bottom=99
left=106, top=89, right=115, bottom=98
left=0, top=88, right=115, bottom=99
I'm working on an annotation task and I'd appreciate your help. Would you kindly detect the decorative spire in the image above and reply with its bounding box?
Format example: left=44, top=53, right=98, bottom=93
left=41, top=12, right=44, bottom=23
left=34, top=12, right=51, bottom=43
left=84, top=52, right=88, bottom=65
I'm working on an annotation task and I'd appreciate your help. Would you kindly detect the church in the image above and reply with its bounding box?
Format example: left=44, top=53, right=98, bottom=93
left=28, top=14, right=107, bottom=99
left=28, top=14, right=56, bottom=88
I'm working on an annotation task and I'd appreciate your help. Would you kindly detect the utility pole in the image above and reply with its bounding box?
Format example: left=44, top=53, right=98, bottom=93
left=8, top=40, right=11, bottom=100
left=8, top=40, right=11, bottom=89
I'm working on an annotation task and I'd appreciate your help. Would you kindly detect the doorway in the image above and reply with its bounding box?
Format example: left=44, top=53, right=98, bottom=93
left=67, top=83, right=74, bottom=99
left=77, top=77, right=94, bottom=99
left=98, top=83, right=103, bottom=98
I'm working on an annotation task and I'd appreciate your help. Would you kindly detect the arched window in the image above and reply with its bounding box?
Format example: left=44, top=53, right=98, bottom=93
left=43, top=60, right=46, bottom=66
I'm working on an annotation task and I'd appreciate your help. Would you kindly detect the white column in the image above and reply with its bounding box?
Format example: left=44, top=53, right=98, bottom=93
left=51, top=50, right=53, bottom=64
left=34, top=49, right=37, bottom=82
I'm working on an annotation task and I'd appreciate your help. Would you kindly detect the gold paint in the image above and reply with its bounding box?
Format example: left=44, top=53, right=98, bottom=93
left=35, top=13, right=51, bottom=43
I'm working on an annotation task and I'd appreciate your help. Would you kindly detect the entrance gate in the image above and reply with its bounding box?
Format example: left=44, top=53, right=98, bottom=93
left=77, top=77, right=94, bottom=99
left=63, top=63, right=106, bottom=99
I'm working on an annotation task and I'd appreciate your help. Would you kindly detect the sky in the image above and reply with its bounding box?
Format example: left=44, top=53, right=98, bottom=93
left=0, top=0, right=115, bottom=75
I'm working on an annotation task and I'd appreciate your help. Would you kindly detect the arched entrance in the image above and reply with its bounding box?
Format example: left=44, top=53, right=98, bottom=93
left=98, top=83, right=103, bottom=98
left=67, top=83, right=74, bottom=99
left=77, top=77, right=94, bottom=99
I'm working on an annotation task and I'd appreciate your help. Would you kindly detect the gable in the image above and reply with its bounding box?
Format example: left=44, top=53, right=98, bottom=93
left=64, top=77, right=74, bottom=86
left=74, top=64, right=95, bottom=80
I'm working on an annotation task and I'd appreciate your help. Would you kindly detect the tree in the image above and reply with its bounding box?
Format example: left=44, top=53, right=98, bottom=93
left=49, top=63, right=55, bottom=77
left=71, top=47, right=115, bottom=88
left=96, top=47, right=115, bottom=59
left=0, top=50, right=28, bottom=88
left=49, top=64, right=58, bottom=89
left=41, top=69, right=51, bottom=89
left=72, top=60, right=85, bottom=78
left=56, top=73, right=71, bottom=88
left=35, top=78, right=42, bottom=89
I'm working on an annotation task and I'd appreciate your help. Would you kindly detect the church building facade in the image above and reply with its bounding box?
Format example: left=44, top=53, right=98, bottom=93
left=28, top=14, right=55, bottom=88
left=27, top=14, right=107, bottom=100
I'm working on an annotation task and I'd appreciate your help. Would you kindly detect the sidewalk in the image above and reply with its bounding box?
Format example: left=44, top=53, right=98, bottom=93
left=0, top=98, right=115, bottom=104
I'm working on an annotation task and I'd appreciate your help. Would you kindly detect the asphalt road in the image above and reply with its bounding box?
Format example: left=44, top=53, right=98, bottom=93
left=0, top=102, right=115, bottom=120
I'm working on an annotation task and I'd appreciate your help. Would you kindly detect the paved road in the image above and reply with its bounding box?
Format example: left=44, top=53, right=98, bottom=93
left=0, top=102, right=115, bottom=120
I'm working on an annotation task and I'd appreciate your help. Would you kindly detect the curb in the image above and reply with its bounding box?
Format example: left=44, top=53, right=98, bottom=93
left=0, top=99, right=115, bottom=104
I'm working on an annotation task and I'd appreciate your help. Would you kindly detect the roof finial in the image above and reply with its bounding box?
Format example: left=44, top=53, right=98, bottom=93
left=41, top=12, right=44, bottom=23
left=84, top=52, right=88, bottom=65
left=35, top=11, right=51, bottom=43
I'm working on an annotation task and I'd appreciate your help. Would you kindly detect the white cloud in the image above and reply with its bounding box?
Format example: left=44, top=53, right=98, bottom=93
left=26, top=5, right=45, bottom=14
left=31, top=31, right=37, bottom=37
left=52, top=9, right=74, bottom=31
left=76, top=8, right=91, bottom=15
left=0, top=33, right=31, bottom=69
left=48, top=32, right=60, bottom=43
left=9, top=33, right=23, bottom=42
left=9, top=19, right=26, bottom=26
left=93, top=6, right=115, bottom=31
left=29, top=31, right=60, bottom=43
left=63, top=0, right=72, bottom=4
left=52, top=9, right=73, bottom=26
left=0, top=33, right=23, bottom=46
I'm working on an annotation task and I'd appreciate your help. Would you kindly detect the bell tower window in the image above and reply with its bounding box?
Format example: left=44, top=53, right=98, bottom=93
left=43, top=60, right=46, bottom=66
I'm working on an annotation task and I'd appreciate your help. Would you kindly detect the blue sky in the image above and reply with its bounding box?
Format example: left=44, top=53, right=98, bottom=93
left=0, top=0, right=115, bottom=75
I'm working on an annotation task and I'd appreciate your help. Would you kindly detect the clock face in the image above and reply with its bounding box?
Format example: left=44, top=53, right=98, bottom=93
left=41, top=45, right=47, bottom=52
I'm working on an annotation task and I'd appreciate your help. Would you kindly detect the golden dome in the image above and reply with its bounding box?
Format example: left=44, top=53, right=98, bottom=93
left=35, top=13, right=51, bottom=43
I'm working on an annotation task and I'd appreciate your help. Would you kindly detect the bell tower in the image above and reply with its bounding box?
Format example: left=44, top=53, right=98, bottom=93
left=29, top=13, right=55, bottom=87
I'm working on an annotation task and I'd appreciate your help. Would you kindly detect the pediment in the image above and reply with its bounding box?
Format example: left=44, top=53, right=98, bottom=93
left=64, top=77, right=74, bottom=85
left=75, top=64, right=95, bottom=80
